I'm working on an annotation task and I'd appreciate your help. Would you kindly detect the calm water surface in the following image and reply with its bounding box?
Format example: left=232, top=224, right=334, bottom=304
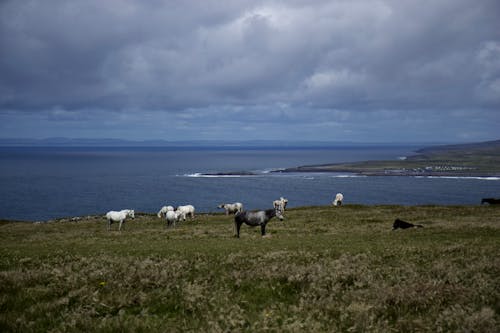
left=0, top=146, right=498, bottom=221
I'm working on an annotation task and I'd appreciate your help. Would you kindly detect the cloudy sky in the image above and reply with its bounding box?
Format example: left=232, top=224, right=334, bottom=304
left=1, top=0, right=499, bottom=143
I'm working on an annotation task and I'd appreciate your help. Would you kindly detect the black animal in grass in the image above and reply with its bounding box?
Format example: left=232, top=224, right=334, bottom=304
left=392, top=218, right=424, bottom=230
left=234, top=207, right=284, bottom=238
left=481, top=198, right=500, bottom=205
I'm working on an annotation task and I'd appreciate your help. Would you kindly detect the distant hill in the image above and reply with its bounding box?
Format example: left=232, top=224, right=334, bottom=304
left=0, top=137, right=195, bottom=147
left=0, top=137, right=434, bottom=148
left=413, top=139, right=500, bottom=156
left=279, top=139, right=500, bottom=177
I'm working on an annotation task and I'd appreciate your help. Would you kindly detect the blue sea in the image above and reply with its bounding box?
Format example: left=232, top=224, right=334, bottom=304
left=0, top=145, right=498, bottom=221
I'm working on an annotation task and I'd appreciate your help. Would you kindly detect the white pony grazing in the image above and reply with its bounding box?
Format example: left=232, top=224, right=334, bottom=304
left=157, top=205, right=174, bottom=218
left=333, top=193, right=344, bottom=206
left=165, top=210, right=180, bottom=228
left=176, top=205, right=195, bottom=221
left=218, top=202, right=243, bottom=215
left=106, top=209, right=135, bottom=231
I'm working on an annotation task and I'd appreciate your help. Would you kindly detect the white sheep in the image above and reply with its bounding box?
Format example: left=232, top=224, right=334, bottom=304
left=333, top=193, right=344, bottom=206
left=176, top=205, right=195, bottom=221
left=218, top=202, right=243, bottom=215
left=157, top=205, right=174, bottom=218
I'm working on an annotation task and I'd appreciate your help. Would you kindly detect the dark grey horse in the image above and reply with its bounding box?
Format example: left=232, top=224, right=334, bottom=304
left=392, top=218, right=423, bottom=230
left=481, top=198, right=500, bottom=205
left=234, top=208, right=284, bottom=238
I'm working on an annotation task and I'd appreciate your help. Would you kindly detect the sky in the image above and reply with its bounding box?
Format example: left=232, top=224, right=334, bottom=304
left=0, top=0, right=499, bottom=143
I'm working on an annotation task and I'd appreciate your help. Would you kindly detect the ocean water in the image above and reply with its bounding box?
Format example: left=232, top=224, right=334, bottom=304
left=0, top=146, right=498, bottom=221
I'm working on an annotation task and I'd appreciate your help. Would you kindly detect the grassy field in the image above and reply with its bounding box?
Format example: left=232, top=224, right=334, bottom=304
left=1, top=205, right=499, bottom=332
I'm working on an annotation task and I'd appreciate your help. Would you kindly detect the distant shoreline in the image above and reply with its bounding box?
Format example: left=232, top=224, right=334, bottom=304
left=198, top=139, right=500, bottom=178
left=273, top=139, right=500, bottom=177
left=271, top=165, right=500, bottom=177
left=0, top=138, right=429, bottom=148
left=201, top=169, right=500, bottom=178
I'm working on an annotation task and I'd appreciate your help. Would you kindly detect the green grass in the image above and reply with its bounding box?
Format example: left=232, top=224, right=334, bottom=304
left=1, top=205, right=500, bottom=332
left=286, top=140, right=500, bottom=175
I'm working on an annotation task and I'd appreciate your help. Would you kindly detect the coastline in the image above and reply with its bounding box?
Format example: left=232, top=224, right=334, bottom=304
left=198, top=164, right=500, bottom=177
left=2, top=140, right=498, bottom=222
left=272, top=165, right=500, bottom=177
left=273, top=140, right=500, bottom=177
left=201, top=169, right=500, bottom=177
left=200, top=140, right=500, bottom=178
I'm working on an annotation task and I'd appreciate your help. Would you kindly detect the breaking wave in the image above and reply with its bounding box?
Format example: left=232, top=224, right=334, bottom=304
left=415, top=176, right=500, bottom=181
left=183, top=173, right=248, bottom=178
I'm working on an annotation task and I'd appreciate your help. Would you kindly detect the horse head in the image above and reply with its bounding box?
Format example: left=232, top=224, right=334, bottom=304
left=275, top=207, right=284, bottom=221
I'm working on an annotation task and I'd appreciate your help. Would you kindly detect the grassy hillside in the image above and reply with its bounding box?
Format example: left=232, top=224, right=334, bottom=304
left=1, top=205, right=499, bottom=332
left=283, top=140, right=500, bottom=176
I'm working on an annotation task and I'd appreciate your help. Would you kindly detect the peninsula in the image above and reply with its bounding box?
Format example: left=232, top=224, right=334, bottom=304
left=276, top=140, right=500, bottom=177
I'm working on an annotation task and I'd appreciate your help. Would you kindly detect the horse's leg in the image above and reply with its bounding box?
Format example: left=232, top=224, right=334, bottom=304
left=108, top=219, right=111, bottom=231
left=119, top=219, right=123, bottom=231
left=260, top=223, right=267, bottom=236
left=234, top=221, right=241, bottom=238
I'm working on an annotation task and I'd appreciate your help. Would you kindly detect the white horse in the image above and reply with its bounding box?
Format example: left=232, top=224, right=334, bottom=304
left=273, top=197, right=288, bottom=211
left=165, top=210, right=179, bottom=228
left=218, top=202, right=243, bottom=215
left=157, top=205, right=174, bottom=218
left=105, top=209, right=135, bottom=231
left=176, top=205, right=195, bottom=221
left=333, top=193, right=344, bottom=206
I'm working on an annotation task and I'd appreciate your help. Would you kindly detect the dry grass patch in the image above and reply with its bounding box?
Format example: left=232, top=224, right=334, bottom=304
left=1, top=205, right=499, bottom=332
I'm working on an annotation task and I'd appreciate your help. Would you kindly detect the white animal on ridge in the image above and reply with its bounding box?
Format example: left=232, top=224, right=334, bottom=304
left=176, top=205, right=195, bottom=221
left=157, top=205, right=174, bottom=218
left=105, top=209, right=135, bottom=231
left=333, top=193, right=344, bottom=206
left=273, top=197, right=288, bottom=211
left=165, top=210, right=179, bottom=228
left=218, top=202, right=243, bottom=215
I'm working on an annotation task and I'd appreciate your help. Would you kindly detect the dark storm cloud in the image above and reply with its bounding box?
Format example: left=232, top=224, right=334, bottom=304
left=0, top=0, right=499, bottom=141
